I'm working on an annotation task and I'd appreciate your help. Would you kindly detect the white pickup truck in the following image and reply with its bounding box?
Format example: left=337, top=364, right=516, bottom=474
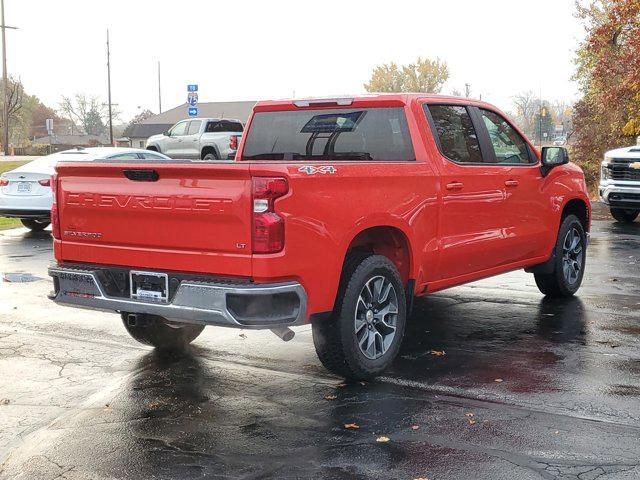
left=600, top=143, right=640, bottom=223
left=146, top=118, right=243, bottom=160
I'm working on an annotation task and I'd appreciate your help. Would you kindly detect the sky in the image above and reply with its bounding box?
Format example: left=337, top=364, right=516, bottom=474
left=8, top=0, right=586, bottom=122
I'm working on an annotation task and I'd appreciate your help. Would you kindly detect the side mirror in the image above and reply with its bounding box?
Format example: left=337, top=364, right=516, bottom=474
left=163, top=130, right=170, bottom=136
left=540, top=146, right=569, bottom=176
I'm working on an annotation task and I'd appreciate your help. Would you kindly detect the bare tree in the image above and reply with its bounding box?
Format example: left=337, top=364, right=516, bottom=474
left=0, top=76, right=24, bottom=144
left=59, top=94, right=120, bottom=136
left=512, top=90, right=538, bottom=137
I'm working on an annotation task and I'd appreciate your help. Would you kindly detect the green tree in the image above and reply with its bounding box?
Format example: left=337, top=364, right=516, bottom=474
left=364, top=57, right=449, bottom=93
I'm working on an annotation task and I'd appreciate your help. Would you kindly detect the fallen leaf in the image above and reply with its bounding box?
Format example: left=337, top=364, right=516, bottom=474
left=468, top=419, right=477, bottom=425
left=0, top=398, right=10, bottom=406
left=430, top=350, right=446, bottom=356
left=344, top=423, right=359, bottom=429
left=337, top=383, right=347, bottom=388
left=376, top=436, right=390, bottom=443
left=239, top=333, right=247, bottom=339
left=464, top=412, right=474, bottom=417
left=324, top=395, right=337, bottom=401
left=413, top=477, right=431, bottom=480
left=494, top=378, right=504, bottom=383
left=411, top=425, right=420, bottom=430
left=554, top=430, right=560, bottom=435
left=359, top=381, right=367, bottom=386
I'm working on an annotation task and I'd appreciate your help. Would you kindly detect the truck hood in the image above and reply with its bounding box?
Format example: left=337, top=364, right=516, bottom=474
left=605, top=145, right=640, bottom=159
left=146, top=133, right=166, bottom=146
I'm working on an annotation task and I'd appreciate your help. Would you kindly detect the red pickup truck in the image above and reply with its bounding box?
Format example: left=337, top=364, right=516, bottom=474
left=48, top=94, right=590, bottom=379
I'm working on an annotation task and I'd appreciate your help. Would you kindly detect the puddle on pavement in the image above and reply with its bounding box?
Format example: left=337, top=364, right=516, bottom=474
left=1, top=272, right=44, bottom=283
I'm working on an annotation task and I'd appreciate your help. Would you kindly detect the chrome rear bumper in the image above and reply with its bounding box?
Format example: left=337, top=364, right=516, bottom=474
left=48, top=266, right=307, bottom=328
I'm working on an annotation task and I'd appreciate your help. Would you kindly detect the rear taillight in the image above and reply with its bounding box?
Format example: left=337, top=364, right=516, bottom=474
left=252, top=177, right=288, bottom=254
left=38, top=179, right=51, bottom=187
left=0, top=177, right=8, bottom=186
left=50, top=174, right=61, bottom=240
left=229, top=135, right=239, bottom=150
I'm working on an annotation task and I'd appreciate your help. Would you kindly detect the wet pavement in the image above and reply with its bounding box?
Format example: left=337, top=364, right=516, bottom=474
left=0, top=203, right=639, bottom=479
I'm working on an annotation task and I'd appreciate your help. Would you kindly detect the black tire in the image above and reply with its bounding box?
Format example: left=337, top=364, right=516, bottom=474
left=312, top=254, right=406, bottom=380
left=121, top=313, right=204, bottom=351
left=202, top=151, right=219, bottom=161
left=610, top=208, right=639, bottom=223
left=21, top=218, right=50, bottom=231
left=534, top=214, right=586, bottom=298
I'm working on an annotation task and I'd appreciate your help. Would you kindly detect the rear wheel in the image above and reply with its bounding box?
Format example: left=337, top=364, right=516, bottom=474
left=121, top=313, right=204, bottom=351
left=21, top=218, right=50, bottom=231
left=202, top=151, right=219, bottom=161
left=534, top=214, right=586, bottom=298
left=610, top=208, right=639, bottom=223
left=312, top=254, right=406, bottom=380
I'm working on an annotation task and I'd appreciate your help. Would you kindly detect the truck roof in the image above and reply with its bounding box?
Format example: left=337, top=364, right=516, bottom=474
left=253, top=93, right=499, bottom=112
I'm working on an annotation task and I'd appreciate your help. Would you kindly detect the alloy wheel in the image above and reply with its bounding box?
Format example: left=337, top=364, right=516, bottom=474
left=354, top=275, right=399, bottom=360
left=562, top=227, right=583, bottom=285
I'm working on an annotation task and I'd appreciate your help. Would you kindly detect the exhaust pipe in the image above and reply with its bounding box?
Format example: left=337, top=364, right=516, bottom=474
left=270, top=327, right=295, bottom=342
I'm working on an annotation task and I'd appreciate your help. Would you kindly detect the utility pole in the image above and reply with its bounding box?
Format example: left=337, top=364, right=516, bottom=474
left=0, top=0, right=17, bottom=155
left=157, top=60, right=162, bottom=113
left=106, top=29, right=114, bottom=145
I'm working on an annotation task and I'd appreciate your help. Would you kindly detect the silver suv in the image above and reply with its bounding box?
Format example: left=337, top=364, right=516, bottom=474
left=600, top=144, right=640, bottom=223
left=146, top=118, right=243, bottom=160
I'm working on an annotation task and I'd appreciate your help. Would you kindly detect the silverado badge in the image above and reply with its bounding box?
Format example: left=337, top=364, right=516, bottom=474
left=629, top=162, right=640, bottom=170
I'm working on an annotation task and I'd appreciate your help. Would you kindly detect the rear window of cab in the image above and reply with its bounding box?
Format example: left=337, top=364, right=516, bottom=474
left=241, top=107, right=415, bottom=161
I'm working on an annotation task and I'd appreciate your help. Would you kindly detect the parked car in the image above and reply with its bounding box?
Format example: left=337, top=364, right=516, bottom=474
left=48, top=95, right=590, bottom=379
left=599, top=145, right=640, bottom=223
left=145, top=118, right=243, bottom=160
left=0, top=147, right=170, bottom=231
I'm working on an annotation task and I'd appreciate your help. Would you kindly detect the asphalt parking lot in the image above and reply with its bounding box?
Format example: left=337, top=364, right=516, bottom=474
left=0, top=203, right=639, bottom=480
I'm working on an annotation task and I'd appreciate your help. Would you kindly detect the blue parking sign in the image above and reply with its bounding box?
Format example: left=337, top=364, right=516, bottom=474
left=188, top=107, right=198, bottom=117
left=187, top=84, right=198, bottom=92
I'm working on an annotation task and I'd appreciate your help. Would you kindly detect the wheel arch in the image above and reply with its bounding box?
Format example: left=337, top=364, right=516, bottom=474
left=561, top=197, right=590, bottom=233
left=201, top=144, right=220, bottom=159
left=341, top=225, right=413, bottom=286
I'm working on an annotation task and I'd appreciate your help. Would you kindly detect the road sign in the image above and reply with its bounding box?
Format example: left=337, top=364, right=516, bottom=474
left=187, top=84, right=198, bottom=92
left=188, top=92, right=198, bottom=106
left=188, top=107, right=198, bottom=117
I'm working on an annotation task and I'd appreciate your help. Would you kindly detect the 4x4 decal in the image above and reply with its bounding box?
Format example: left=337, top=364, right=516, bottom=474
left=298, top=165, right=337, bottom=175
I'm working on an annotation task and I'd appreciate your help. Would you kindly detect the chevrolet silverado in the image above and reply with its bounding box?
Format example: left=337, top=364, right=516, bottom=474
left=48, top=94, right=591, bottom=379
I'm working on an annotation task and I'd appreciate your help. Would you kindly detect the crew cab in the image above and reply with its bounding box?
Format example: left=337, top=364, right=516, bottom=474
left=145, top=118, right=243, bottom=160
left=48, top=94, right=590, bottom=379
left=599, top=144, right=640, bottom=223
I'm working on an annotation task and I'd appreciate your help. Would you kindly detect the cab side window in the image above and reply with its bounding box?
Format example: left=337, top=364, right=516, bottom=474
left=169, top=121, right=188, bottom=136
left=426, top=105, right=483, bottom=164
left=480, top=109, right=533, bottom=164
left=187, top=120, right=202, bottom=135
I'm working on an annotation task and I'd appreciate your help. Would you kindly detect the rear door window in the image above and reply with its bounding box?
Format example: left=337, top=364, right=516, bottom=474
left=187, top=120, right=202, bottom=135
left=426, top=105, right=483, bottom=164
left=242, top=107, right=415, bottom=161
left=206, top=121, right=244, bottom=133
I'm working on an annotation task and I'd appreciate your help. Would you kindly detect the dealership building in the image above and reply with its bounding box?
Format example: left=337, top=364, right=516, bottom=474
left=123, top=100, right=256, bottom=149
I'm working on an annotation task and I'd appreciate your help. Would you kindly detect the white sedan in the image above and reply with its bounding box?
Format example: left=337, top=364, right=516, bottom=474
left=0, top=147, right=170, bottom=231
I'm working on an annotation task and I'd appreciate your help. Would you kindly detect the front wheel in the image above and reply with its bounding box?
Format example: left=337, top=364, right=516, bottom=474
left=534, top=214, right=586, bottom=298
left=610, top=208, right=639, bottom=223
left=312, top=254, right=406, bottom=380
left=21, top=218, right=50, bottom=231
left=121, top=313, right=204, bottom=351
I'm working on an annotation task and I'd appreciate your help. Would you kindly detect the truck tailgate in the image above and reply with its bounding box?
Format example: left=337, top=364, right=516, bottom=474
left=55, top=162, right=252, bottom=276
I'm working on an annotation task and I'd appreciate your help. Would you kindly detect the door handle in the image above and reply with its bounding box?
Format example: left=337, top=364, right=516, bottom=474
left=505, top=180, right=519, bottom=187
left=445, top=182, right=464, bottom=191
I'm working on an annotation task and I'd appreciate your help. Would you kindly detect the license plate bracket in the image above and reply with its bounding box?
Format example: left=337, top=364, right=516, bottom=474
left=17, top=182, right=32, bottom=193
left=130, top=270, right=169, bottom=303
